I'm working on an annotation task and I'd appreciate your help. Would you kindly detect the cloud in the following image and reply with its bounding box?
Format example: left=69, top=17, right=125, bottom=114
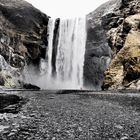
left=25, top=0, right=109, bottom=18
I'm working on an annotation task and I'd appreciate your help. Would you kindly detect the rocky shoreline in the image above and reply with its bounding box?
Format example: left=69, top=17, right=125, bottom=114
left=0, top=90, right=140, bottom=139
left=0, top=0, right=140, bottom=90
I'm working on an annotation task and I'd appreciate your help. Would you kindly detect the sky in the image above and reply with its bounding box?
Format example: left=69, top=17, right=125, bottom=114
left=26, top=0, right=109, bottom=18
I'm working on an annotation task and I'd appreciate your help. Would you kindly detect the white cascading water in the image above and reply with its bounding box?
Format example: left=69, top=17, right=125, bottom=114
left=46, top=19, right=56, bottom=79
left=25, top=17, right=87, bottom=89
left=55, top=18, right=86, bottom=89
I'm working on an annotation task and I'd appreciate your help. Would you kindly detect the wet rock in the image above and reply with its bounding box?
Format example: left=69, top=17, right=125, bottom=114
left=120, top=136, right=129, bottom=140
left=0, top=94, right=20, bottom=108
left=0, top=74, right=5, bottom=86
left=2, top=104, right=20, bottom=113
left=0, top=47, right=23, bottom=88
left=23, top=83, right=40, bottom=90
left=136, top=80, right=140, bottom=90
left=0, top=94, right=24, bottom=113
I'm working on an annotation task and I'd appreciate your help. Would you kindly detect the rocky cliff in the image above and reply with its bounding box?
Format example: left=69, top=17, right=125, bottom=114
left=1, top=0, right=140, bottom=90
left=85, top=0, right=116, bottom=89
left=86, top=0, right=140, bottom=90
left=0, top=0, right=49, bottom=88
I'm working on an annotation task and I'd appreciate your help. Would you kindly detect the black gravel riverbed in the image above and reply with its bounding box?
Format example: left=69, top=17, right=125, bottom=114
left=0, top=90, right=140, bottom=140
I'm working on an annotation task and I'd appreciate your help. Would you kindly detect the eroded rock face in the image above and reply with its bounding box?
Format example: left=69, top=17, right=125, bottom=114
left=0, top=55, right=20, bottom=88
left=102, top=0, right=140, bottom=90
left=0, top=0, right=49, bottom=88
left=0, top=0, right=49, bottom=63
left=85, top=0, right=118, bottom=89
left=86, top=0, right=140, bottom=90
left=103, top=30, right=140, bottom=90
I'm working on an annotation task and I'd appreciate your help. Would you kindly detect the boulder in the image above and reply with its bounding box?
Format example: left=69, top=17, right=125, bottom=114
left=0, top=55, right=20, bottom=88
left=86, top=0, right=140, bottom=90
left=103, top=30, right=140, bottom=90
left=0, top=94, right=23, bottom=113
left=102, top=0, right=140, bottom=90
left=23, top=83, right=40, bottom=90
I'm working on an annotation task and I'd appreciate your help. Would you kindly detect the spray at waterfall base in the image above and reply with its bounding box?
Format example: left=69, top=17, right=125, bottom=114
left=23, top=17, right=87, bottom=90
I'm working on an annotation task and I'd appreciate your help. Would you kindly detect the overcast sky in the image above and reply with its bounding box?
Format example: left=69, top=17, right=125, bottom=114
left=26, top=0, right=109, bottom=18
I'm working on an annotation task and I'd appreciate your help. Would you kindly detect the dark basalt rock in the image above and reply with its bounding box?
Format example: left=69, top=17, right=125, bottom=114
left=0, top=94, right=20, bottom=108
left=0, top=0, right=49, bottom=67
left=0, top=94, right=25, bottom=113
left=84, top=0, right=118, bottom=89
left=0, top=0, right=50, bottom=88
left=23, top=83, right=40, bottom=90
left=0, top=75, right=5, bottom=86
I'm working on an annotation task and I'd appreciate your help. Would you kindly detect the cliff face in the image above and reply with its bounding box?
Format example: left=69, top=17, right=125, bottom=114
left=102, top=0, right=140, bottom=90
left=86, top=0, right=140, bottom=90
left=85, top=0, right=118, bottom=89
left=0, top=0, right=49, bottom=88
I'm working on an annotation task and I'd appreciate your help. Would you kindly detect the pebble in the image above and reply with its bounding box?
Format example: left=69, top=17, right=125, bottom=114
left=30, top=114, right=36, bottom=117
left=22, top=132, right=30, bottom=135
left=8, top=132, right=15, bottom=137
left=0, top=114, right=4, bottom=120
left=115, top=124, right=123, bottom=129
left=0, top=125, right=10, bottom=132
left=2, top=130, right=9, bottom=134
left=10, top=114, right=18, bottom=118
left=11, top=129, right=18, bottom=132
left=12, top=123, right=19, bottom=128
left=2, top=113, right=9, bottom=121
left=120, top=136, right=129, bottom=140
left=57, top=129, right=61, bottom=132
left=21, top=115, right=27, bottom=119
left=78, top=127, right=82, bottom=131
left=52, top=137, right=56, bottom=140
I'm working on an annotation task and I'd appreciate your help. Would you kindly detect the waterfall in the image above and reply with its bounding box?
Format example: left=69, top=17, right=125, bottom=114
left=55, top=18, right=86, bottom=89
left=38, top=17, right=86, bottom=89
left=46, top=19, right=56, bottom=79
